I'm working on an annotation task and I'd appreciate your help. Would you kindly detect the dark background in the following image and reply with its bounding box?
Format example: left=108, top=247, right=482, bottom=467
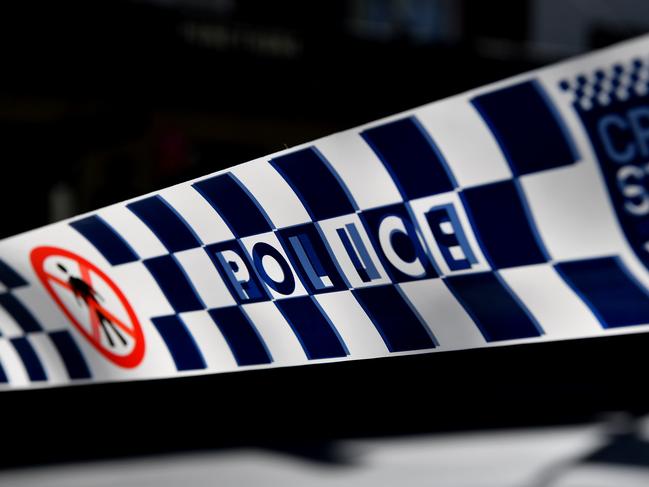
left=2, top=0, right=649, bottom=238
left=2, top=0, right=649, bottom=469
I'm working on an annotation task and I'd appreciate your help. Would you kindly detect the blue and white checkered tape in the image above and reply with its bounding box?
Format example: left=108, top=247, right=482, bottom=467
left=1, top=35, right=649, bottom=389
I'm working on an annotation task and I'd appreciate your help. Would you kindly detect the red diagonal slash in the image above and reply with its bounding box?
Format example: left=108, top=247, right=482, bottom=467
left=44, top=268, right=103, bottom=341
left=44, top=273, right=71, bottom=291
left=79, top=264, right=136, bottom=340
left=91, top=303, right=135, bottom=338
left=45, top=267, right=101, bottom=341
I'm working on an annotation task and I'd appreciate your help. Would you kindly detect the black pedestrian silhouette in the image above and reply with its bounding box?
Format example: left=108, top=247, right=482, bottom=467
left=57, top=263, right=127, bottom=347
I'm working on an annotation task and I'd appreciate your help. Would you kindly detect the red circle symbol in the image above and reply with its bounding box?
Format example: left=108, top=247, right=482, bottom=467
left=31, top=246, right=145, bottom=368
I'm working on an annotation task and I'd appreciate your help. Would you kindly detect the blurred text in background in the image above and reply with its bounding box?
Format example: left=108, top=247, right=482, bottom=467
left=1, top=0, right=648, bottom=237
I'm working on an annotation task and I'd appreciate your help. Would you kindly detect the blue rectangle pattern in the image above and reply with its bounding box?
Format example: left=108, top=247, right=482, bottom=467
left=192, top=173, right=272, bottom=238
left=461, top=180, right=547, bottom=269
left=152, top=315, right=206, bottom=371
left=143, top=255, right=204, bottom=313
left=127, top=196, right=201, bottom=252
left=0, top=361, right=7, bottom=383
left=353, top=285, right=436, bottom=352
left=471, top=80, right=578, bottom=176
left=444, top=272, right=542, bottom=342
left=0, top=293, right=41, bottom=333
left=361, top=117, right=456, bottom=199
left=270, top=147, right=356, bottom=221
left=208, top=307, right=272, bottom=366
left=555, top=256, right=649, bottom=328
left=70, top=215, right=139, bottom=265
left=11, top=337, right=47, bottom=381
left=49, top=331, right=91, bottom=380
left=0, top=259, right=28, bottom=288
left=275, top=296, right=348, bottom=359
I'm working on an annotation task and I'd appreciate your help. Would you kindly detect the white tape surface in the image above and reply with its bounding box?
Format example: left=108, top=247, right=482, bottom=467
left=2, top=36, right=649, bottom=389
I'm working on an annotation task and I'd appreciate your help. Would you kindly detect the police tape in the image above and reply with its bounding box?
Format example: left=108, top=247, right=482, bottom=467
left=1, top=36, right=649, bottom=390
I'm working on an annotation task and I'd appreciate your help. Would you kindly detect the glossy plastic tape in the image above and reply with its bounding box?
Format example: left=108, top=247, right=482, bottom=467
left=2, top=36, right=649, bottom=390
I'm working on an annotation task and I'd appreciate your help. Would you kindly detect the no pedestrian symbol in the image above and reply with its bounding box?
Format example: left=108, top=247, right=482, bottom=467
left=31, top=246, right=145, bottom=368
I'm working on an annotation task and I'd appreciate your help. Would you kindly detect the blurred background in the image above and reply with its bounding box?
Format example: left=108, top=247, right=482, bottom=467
left=2, top=0, right=649, bottom=238
left=3, top=2, right=649, bottom=485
